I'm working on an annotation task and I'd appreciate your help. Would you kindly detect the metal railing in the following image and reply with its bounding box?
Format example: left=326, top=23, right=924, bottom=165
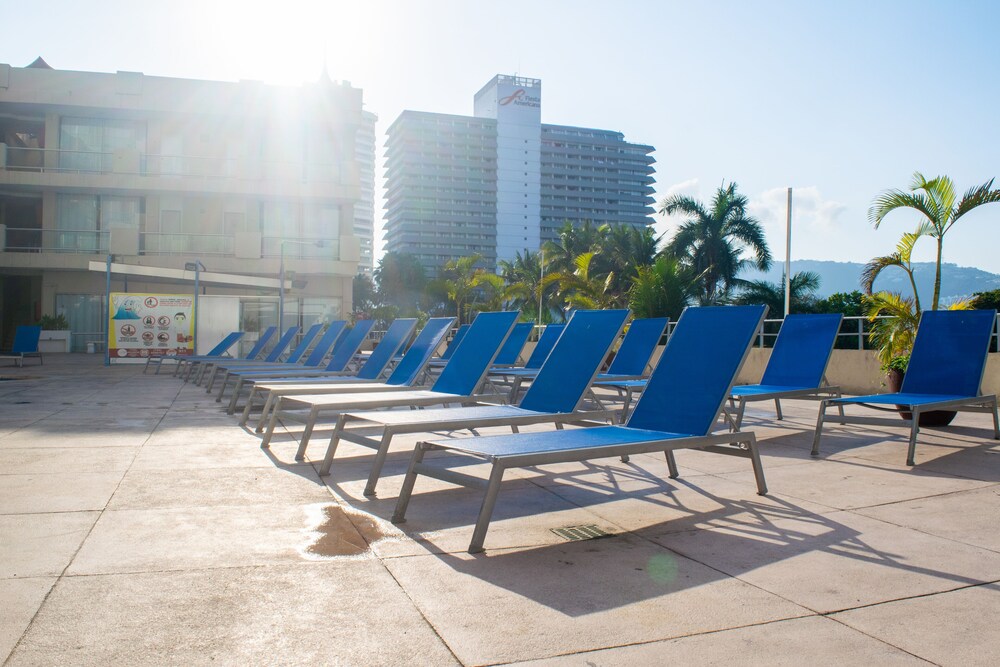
left=3, top=146, right=348, bottom=184
left=1, top=227, right=338, bottom=260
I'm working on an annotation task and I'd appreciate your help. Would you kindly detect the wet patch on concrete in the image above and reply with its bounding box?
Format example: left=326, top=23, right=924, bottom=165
left=301, top=503, right=395, bottom=559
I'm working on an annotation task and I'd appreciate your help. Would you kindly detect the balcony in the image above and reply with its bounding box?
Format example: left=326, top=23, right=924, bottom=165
left=0, top=227, right=340, bottom=262
left=0, top=145, right=360, bottom=200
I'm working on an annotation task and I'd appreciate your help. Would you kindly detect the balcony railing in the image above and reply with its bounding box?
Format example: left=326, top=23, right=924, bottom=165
left=1, top=227, right=339, bottom=260
left=2, top=145, right=348, bottom=184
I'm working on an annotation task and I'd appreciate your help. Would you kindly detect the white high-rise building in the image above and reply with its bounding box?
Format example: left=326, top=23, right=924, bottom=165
left=384, top=74, right=655, bottom=274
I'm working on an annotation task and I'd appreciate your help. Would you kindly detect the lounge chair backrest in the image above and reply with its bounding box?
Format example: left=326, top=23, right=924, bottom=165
left=245, top=326, right=278, bottom=360
left=356, top=318, right=417, bottom=380
left=283, top=324, right=324, bottom=363
left=324, top=320, right=375, bottom=372
left=760, top=313, right=843, bottom=387
left=203, top=331, right=244, bottom=357
left=520, top=310, right=630, bottom=413
left=605, top=317, right=669, bottom=375
left=432, top=312, right=519, bottom=395
left=627, top=305, right=767, bottom=435
left=524, top=324, right=565, bottom=369
left=440, top=324, right=471, bottom=361
left=493, top=322, right=534, bottom=365
left=386, top=317, right=455, bottom=386
left=902, top=309, right=995, bottom=397
left=302, top=321, right=347, bottom=367
left=262, top=327, right=301, bottom=362
left=11, top=325, right=42, bottom=353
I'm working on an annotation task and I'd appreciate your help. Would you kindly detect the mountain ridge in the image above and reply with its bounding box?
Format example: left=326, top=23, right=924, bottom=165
left=741, top=260, right=1000, bottom=302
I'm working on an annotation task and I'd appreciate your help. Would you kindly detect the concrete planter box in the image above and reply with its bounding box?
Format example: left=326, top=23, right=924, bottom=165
left=38, top=330, right=71, bottom=353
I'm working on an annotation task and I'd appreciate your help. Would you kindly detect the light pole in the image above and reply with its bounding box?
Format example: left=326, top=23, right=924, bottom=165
left=278, top=240, right=321, bottom=331
left=184, top=260, right=206, bottom=354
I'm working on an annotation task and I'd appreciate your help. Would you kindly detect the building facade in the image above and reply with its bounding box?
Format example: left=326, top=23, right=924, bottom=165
left=383, top=74, right=655, bottom=274
left=354, top=110, right=377, bottom=274
left=0, top=59, right=364, bottom=352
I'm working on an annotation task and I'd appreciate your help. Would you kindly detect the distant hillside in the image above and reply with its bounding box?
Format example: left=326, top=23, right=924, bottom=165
left=741, top=260, right=1000, bottom=302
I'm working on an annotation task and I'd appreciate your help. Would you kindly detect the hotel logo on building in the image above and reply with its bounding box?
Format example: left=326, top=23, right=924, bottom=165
left=499, top=88, right=540, bottom=109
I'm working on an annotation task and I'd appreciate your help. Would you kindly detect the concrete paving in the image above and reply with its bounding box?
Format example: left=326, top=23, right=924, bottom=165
left=2, top=354, right=1000, bottom=665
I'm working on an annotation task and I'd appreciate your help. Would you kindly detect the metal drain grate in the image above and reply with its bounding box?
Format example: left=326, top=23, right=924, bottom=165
left=550, top=524, right=613, bottom=541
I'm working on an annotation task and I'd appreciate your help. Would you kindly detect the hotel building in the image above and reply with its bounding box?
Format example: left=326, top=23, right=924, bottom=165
left=0, top=59, right=364, bottom=352
left=383, top=74, right=656, bottom=274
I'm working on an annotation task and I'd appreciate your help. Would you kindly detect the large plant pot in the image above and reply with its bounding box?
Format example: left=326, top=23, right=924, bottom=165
left=38, top=330, right=71, bottom=353
left=886, top=369, right=957, bottom=426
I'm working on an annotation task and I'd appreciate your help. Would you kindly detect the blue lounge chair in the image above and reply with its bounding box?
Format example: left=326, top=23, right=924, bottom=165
left=318, top=309, right=629, bottom=496
left=428, top=324, right=471, bottom=368
left=215, top=322, right=347, bottom=411
left=199, top=325, right=302, bottom=388
left=490, top=322, right=535, bottom=367
left=391, top=305, right=768, bottom=553
left=253, top=317, right=452, bottom=434
left=725, top=313, right=843, bottom=428
left=182, top=326, right=278, bottom=383
left=486, top=323, right=565, bottom=398
left=143, top=331, right=244, bottom=375
left=813, top=310, right=1000, bottom=466
left=263, top=312, right=516, bottom=453
left=597, top=317, right=669, bottom=381
left=241, top=318, right=416, bottom=428
left=222, top=320, right=376, bottom=415
left=0, top=325, right=43, bottom=367
left=205, top=323, right=324, bottom=391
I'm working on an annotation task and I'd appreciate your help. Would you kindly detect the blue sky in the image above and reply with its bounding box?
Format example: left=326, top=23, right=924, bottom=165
left=4, top=0, right=999, bottom=274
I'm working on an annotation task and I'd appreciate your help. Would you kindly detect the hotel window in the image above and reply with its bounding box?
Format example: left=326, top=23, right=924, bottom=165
left=59, top=117, right=146, bottom=172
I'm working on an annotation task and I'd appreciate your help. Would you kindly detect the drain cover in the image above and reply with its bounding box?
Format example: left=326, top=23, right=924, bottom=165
left=550, top=524, right=613, bottom=541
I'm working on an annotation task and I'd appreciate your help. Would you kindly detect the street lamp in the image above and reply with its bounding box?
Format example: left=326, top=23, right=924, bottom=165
left=278, top=240, right=320, bottom=330
left=184, top=260, right=206, bottom=354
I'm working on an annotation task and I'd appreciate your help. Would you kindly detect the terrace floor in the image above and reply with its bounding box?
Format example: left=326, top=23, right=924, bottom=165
left=2, top=355, right=1000, bottom=665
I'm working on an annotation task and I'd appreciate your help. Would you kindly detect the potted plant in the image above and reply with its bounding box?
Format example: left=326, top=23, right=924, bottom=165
left=37, top=313, right=71, bottom=353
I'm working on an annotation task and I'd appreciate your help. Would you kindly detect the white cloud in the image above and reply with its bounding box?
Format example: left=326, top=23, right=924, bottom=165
left=751, top=186, right=847, bottom=236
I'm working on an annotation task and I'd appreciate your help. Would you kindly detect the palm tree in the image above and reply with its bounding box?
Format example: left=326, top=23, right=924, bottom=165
left=870, top=172, right=1000, bottom=310
left=499, top=250, right=548, bottom=321
left=864, top=291, right=920, bottom=370
left=541, top=251, right=618, bottom=314
left=733, top=271, right=821, bottom=317
left=441, top=254, right=485, bottom=323
left=860, top=224, right=929, bottom=311
left=661, top=182, right=772, bottom=304
left=599, top=224, right=662, bottom=296
left=542, top=220, right=605, bottom=275
left=628, top=256, right=702, bottom=319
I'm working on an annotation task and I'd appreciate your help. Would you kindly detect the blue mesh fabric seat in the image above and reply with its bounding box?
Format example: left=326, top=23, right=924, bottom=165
left=813, top=310, right=1000, bottom=465
left=144, top=330, right=244, bottom=375
left=596, top=317, right=668, bottom=381
left=180, top=326, right=278, bottom=383
left=0, top=325, right=43, bottom=367
left=204, top=324, right=326, bottom=391
left=317, top=309, right=630, bottom=495
left=241, top=318, right=418, bottom=428
left=214, top=322, right=349, bottom=413
left=391, top=305, right=768, bottom=553
left=491, top=322, right=535, bottom=366
left=262, top=312, right=518, bottom=453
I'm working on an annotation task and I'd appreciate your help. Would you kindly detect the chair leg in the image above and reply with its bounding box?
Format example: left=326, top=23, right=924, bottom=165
left=392, top=445, right=428, bottom=524
left=664, top=450, right=679, bottom=478
left=226, top=379, right=244, bottom=415
left=811, top=400, right=828, bottom=457
left=260, top=399, right=283, bottom=448
left=318, top=414, right=348, bottom=472
left=256, top=393, right=277, bottom=433
left=468, top=463, right=507, bottom=554
left=746, top=434, right=768, bottom=495
left=834, top=390, right=846, bottom=423
left=991, top=398, right=1000, bottom=440
left=774, top=398, right=783, bottom=421
left=906, top=409, right=921, bottom=466
left=363, top=429, right=397, bottom=496
left=297, top=407, right=320, bottom=457
left=239, top=387, right=258, bottom=426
